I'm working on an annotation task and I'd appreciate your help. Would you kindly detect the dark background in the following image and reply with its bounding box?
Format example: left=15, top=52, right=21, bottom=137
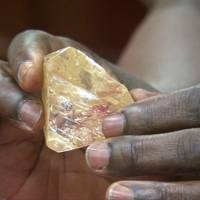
left=0, top=0, right=146, bottom=61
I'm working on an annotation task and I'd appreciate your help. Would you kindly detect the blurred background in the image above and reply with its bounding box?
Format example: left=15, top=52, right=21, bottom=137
left=0, top=0, right=146, bottom=61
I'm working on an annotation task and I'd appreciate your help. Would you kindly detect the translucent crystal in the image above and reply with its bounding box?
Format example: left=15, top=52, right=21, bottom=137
left=42, top=47, right=134, bottom=152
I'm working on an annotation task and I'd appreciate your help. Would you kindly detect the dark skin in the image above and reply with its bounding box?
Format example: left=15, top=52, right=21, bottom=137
left=2, top=1, right=200, bottom=199
left=0, top=30, right=152, bottom=200
left=88, top=0, right=200, bottom=199
left=88, top=86, right=200, bottom=200
left=2, top=30, right=200, bottom=200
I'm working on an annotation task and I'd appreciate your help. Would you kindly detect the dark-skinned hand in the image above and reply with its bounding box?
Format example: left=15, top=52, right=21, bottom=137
left=86, top=87, right=200, bottom=200
left=5, top=29, right=194, bottom=200
left=0, top=30, right=154, bottom=200
left=0, top=30, right=119, bottom=200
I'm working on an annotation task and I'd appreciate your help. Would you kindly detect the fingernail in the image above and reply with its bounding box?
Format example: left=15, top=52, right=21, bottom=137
left=18, top=100, right=43, bottom=130
left=107, top=183, right=134, bottom=200
left=102, top=113, right=125, bottom=137
left=86, top=142, right=110, bottom=171
left=18, top=61, right=33, bottom=87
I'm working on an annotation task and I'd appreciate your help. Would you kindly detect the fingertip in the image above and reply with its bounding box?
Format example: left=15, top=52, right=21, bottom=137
left=102, top=113, right=125, bottom=137
left=86, top=142, right=110, bottom=171
left=18, top=100, right=44, bottom=131
left=18, top=61, right=42, bottom=92
left=106, top=182, right=134, bottom=200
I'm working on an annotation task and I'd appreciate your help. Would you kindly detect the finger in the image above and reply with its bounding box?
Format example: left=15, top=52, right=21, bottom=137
left=130, top=88, right=160, bottom=101
left=106, top=181, right=200, bottom=200
left=8, top=30, right=156, bottom=93
left=0, top=61, right=43, bottom=131
left=8, top=30, right=116, bottom=92
left=103, top=85, right=200, bottom=137
left=86, top=128, right=200, bottom=176
left=7, top=30, right=66, bottom=92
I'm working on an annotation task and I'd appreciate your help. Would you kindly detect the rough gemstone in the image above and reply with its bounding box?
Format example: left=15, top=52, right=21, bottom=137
left=42, top=47, right=134, bottom=153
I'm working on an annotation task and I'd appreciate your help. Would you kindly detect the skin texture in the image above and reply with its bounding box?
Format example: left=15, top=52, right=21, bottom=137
left=3, top=30, right=200, bottom=200
left=87, top=86, right=200, bottom=200
left=0, top=30, right=153, bottom=200
left=2, top=1, right=200, bottom=199
left=86, top=0, right=200, bottom=199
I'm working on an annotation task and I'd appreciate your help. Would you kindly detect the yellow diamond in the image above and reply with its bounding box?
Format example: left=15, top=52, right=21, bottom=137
left=42, top=47, right=133, bottom=152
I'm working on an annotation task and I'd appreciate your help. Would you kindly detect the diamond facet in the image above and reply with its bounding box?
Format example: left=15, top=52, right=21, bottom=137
left=42, top=47, right=133, bottom=152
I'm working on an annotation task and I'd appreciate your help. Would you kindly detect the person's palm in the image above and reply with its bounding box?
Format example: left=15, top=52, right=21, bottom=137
left=0, top=121, right=109, bottom=200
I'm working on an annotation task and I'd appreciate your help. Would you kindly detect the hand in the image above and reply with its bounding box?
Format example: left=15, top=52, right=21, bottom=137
left=0, top=30, right=115, bottom=200
left=86, top=87, right=200, bottom=200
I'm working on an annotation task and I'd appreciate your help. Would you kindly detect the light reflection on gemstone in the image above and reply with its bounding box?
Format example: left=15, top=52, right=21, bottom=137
left=42, top=47, right=133, bottom=153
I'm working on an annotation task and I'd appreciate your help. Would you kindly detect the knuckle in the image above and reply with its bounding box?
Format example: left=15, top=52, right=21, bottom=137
left=129, top=139, right=140, bottom=167
left=177, top=130, right=200, bottom=165
left=8, top=29, right=53, bottom=65
left=181, top=86, right=200, bottom=123
left=164, top=184, right=191, bottom=200
left=123, top=104, right=154, bottom=134
left=109, top=137, right=141, bottom=175
left=19, top=29, right=49, bottom=38
left=9, top=29, right=51, bottom=50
